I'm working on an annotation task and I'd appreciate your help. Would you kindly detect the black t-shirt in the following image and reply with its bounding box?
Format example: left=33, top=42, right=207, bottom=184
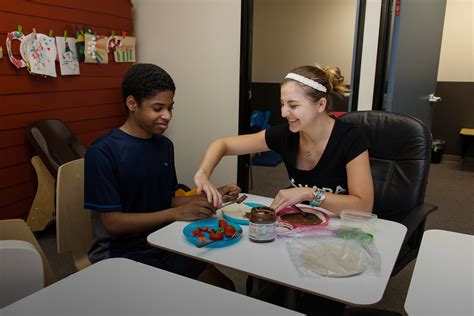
left=265, top=119, right=369, bottom=195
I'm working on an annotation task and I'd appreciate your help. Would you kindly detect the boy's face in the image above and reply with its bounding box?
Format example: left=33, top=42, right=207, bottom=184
left=128, top=90, right=175, bottom=136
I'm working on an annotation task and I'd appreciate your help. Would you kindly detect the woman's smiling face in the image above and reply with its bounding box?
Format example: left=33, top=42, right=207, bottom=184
left=280, top=81, right=325, bottom=133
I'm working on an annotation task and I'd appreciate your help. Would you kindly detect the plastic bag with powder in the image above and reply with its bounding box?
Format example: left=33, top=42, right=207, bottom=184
left=285, top=228, right=381, bottom=278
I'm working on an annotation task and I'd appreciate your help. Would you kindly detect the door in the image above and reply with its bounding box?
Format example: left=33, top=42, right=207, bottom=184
left=384, top=0, right=446, bottom=129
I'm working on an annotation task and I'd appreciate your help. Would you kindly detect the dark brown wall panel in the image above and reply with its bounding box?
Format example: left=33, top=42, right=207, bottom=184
left=0, top=0, right=132, bottom=219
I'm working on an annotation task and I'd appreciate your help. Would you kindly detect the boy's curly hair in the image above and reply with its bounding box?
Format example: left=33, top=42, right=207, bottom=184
left=122, top=63, right=176, bottom=111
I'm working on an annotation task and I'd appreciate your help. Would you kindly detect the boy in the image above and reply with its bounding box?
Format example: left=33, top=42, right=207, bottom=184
left=84, top=63, right=238, bottom=287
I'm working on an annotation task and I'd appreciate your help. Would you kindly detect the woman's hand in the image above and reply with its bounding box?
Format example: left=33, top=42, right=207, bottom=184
left=269, top=187, right=313, bottom=211
left=217, top=184, right=241, bottom=202
left=194, top=169, right=222, bottom=208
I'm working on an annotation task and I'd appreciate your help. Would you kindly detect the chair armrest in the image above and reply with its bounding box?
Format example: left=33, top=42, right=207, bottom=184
left=400, top=202, right=438, bottom=243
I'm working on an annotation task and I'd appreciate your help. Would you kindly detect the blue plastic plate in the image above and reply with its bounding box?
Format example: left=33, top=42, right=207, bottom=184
left=182, top=219, right=242, bottom=248
left=222, top=202, right=265, bottom=225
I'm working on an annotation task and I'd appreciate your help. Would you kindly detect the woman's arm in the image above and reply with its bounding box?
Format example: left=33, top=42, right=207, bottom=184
left=320, top=150, right=374, bottom=214
left=269, top=151, right=374, bottom=215
left=195, top=131, right=268, bottom=207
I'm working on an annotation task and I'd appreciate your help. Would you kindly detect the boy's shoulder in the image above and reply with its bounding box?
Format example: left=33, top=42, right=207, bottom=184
left=89, top=129, right=122, bottom=150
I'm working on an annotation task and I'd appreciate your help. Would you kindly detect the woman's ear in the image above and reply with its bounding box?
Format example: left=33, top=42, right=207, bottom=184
left=126, top=96, right=137, bottom=112
left=318, top=97, right=327, bottom=112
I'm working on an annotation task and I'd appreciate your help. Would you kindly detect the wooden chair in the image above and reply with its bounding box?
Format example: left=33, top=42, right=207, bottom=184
left=56, top=158, right=92, bottom=271
left=0, top=219, right=56, bottom=288
left=26, top=156, right=56, bottom=232
left=26, top=119, right=86, bottom=232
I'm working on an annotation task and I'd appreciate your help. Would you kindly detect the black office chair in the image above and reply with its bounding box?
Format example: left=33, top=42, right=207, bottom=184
left=339, top=111, right=438, bottom=276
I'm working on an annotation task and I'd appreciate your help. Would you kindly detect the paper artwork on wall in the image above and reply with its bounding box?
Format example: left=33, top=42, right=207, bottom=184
left=56, top=36, right=80, bottom=75
left=84, top=34, right=108, bottom=64
left=5, top=31, right=27, bottom=69
left=27, top=33, right=57, bottom=77
left=108, top=36, right=136, bottom=63
left=75, top=29, right=85, bottom=62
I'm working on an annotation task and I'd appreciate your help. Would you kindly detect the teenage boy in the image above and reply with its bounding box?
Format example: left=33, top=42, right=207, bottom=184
left=84, top=63, right=238, bottom=288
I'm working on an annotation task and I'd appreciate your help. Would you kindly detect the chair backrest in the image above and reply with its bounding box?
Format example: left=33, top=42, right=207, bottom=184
left=0, top=240, right=44, bottom=308
left=340, top=111, right=432, bottom=221
left=26, top=119, right=86, bottom=178
left=56, top=158, right=92, bottom=271
left=0, top=219, right=56, bottom=287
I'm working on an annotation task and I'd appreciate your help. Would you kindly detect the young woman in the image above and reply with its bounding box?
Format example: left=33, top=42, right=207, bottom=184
left=195, top=65, right=373, bottom=215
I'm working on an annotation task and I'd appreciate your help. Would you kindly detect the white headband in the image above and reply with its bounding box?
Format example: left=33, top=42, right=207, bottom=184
left=285, top=73, right=327, bottom=93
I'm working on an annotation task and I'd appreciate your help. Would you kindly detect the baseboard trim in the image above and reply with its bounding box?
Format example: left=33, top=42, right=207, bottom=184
left=443, top=154, right=461, bottom=162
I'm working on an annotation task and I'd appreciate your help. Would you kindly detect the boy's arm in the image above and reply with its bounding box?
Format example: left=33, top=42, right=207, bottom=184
left=100, top=196, right=214, bottom=236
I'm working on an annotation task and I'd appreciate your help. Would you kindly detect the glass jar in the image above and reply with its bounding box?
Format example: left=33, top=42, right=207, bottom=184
left=249, top=206, right=276, bottom=243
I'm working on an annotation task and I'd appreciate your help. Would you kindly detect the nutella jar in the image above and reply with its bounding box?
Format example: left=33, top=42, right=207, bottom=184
left=249, top=206, right=276, bottom=243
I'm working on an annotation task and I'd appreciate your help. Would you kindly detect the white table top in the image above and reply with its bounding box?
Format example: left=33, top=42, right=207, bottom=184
left=147, top=194, right=407, bottom=305
left=2, top=258, right=302, bottom=315
left=404, top=229, right=474, bottom=316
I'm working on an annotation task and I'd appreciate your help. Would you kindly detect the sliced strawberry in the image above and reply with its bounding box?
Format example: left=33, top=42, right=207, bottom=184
left=198, top=236, right=209, bottom=242
left=218, top=219, right=228, bottom=229
left=224, top=225, right=236, bottom=238
left=191, top=228, right=201, bottom=237
left=209, top=231, right=224, bottom=241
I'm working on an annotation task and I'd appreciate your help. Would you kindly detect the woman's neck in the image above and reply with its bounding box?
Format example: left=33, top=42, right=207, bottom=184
left=300, top=113, right=334, bottom=145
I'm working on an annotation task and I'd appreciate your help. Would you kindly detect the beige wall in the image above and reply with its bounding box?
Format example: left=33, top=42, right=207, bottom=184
left=437, top=0, right=474, bottom=82
left=252, top=0, right=357, bottom=84
left=132, top=0, right=241, bottom=187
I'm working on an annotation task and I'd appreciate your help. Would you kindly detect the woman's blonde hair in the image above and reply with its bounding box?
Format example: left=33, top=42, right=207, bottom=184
left=282, top=65, right=348, bottom=110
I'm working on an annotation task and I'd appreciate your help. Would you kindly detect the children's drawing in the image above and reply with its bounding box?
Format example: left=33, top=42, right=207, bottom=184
left=5, top=31, right=27, bottom=69
left=27, top=33, right=57, bottom=77
left=75, top=28, right=85, bottom=62
left=84, top=34, right=108, bottom=64
left=56, top=36, right=80, bottom=75
left=108, top=36, right=136, bottom=63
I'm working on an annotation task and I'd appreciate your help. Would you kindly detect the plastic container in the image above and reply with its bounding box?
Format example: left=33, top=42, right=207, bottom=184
left=249, top=206, right=276, bottom=243
left=340, top=210, right=377, bottom=233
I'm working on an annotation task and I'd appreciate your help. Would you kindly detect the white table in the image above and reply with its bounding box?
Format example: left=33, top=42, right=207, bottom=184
left=147, top=194, right=407, bottom=305
left=2, top=258, right=302, bottom=315
left=404, top=230, right=474, bottom=316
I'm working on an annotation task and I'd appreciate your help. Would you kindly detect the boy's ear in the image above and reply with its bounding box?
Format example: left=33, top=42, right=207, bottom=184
left=126, top=96, right=138, bottom=112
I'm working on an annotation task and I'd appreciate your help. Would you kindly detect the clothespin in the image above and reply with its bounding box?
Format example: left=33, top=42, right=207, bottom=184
left=111, top=30, right=115, bottom=37
left=49, top=29, right=53, bottom=37
left=18, top=25, right=23, bottom=34
left=32, top=28, right=37, bottom=39
left=64, top=30, right=68, bottom=40
left=121, top=31, right=127, bottom=38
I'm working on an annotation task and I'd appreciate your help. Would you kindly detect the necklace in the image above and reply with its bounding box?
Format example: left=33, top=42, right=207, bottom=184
left=303, top=143, right=317, bottom=157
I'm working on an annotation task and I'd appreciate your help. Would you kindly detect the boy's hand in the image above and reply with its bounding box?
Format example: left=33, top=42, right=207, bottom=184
left=174, top=196, right=214, bottom=221
left=217, top=184, right=241, bottom=202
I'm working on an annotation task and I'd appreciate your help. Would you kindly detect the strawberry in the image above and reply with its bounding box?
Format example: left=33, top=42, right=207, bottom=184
left=224, top=225, right=236, bottom=238
left=209, top=231, right=224, bottom=241
left=218, top=219, right=228, bottom=229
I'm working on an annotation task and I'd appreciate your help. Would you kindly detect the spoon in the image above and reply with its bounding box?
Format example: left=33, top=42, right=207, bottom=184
left=291, top=204, right=319, bottom=224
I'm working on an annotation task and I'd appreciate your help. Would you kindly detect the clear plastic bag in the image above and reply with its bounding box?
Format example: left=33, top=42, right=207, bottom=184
left=284, top=227, right=381, bottom=278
